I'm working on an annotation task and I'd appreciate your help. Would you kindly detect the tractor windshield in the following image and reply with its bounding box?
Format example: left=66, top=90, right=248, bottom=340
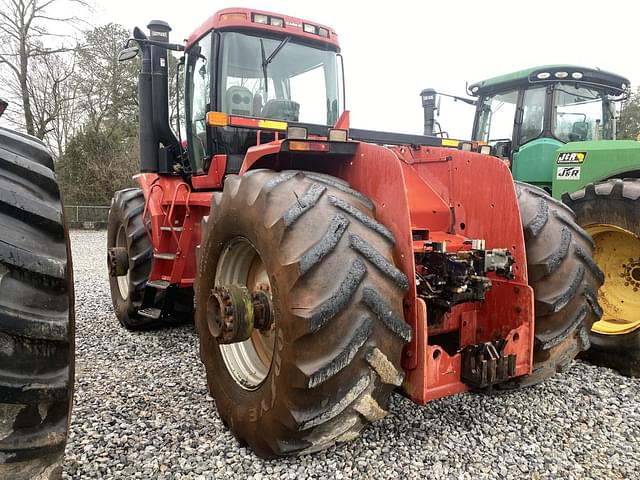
left=475, top=91, right=518, bottom=143
left=219, top=31, right=342, bottom=125
left=552, top=85, right=616, bottom=142
left=472, top=84, right=619, bottom=148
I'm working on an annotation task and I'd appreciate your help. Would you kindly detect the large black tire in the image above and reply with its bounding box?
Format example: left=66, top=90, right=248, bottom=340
left=512, top=182, right=603, bottom=387
left=0, top=128, right=74, bottom=479
left=195, top=170, right=411, bottom=458
left=107, top=188, right=193, bottom=330
left=107, top=188, right=154, bottom=329
left=563, top=178, right=640, bottom=377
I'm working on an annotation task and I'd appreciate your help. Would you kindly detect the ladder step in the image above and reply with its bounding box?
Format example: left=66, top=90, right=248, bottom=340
left=147, top=279, right=170, bottom=290
left=138, top=307, right=162, bottom=320
left=154, top=252, right=176, bottom=260
left=161, top=226, right=184, bottom=232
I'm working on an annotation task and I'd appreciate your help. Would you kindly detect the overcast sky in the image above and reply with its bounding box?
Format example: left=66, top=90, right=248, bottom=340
left=6, top=1, right=638, bottom=138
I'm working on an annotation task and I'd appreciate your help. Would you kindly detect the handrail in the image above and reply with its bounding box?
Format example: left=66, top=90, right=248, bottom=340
left=165, top=181, right=191, bottom=250
left=143, top=179, right=165, bottom=249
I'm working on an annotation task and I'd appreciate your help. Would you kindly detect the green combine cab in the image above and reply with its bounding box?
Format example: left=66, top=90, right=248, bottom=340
left=426, top=65, right=640, bottom=376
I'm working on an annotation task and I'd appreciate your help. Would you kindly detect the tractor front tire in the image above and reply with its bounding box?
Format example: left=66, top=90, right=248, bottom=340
left=0, top=128, right=74, bottom=479
left=512, top=182, right=603, bottom=387
left=107, top=189, right=154, bottom=329
left=107, top=189, right=194, bottom=330
left=563, top=178, right=640, bottom=377
left=195, top=170, right=411, bottom=457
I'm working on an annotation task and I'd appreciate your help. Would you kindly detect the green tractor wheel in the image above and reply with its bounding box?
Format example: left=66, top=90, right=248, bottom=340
left=563, top=178, right=640, bottom=377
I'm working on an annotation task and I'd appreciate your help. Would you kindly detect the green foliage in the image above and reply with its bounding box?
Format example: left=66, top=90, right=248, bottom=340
left=58, top=128, right=139, bottom=204
left=617, top=88, right=640, bottom=140
left=75, top=23, right=139, bottom=135
left=58, top=22, right=141, bottom=204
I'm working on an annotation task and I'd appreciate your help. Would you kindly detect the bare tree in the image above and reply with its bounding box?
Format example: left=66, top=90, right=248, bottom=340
left=28, top=51, right=75, bottom=142
left=75, top=22, right=137, bottom=135
left=0, top=0, right=89, bottom=138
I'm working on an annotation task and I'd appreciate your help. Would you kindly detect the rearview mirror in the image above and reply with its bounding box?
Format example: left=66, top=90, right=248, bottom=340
left=118, top=46, right=139, bottom=62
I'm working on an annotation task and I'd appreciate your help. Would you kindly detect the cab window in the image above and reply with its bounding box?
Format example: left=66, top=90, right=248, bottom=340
left=519, top=87, right=546, bottom=145
left=219, top=31, right=341, bottom=125
left=552, top=85, right=613, bottom=142
left=185, top=33, right=212, bottom=172
left=476, top=91, right=518, bottom=143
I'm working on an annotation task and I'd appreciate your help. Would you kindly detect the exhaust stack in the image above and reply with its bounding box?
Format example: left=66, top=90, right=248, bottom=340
left=137, top=20, right=180, bottom=173
left=420, top=88, right=437, bottom=137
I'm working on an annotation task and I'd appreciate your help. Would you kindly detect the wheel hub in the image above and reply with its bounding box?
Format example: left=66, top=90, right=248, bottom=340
left=587, top=224, right=640, bottom=335
left=207, top=284, right=273, bottom=344
left=622, top=259, right=640, bottom=288
left=212, top=237, right=276, bottom=390
left=107, top=247, right=128, bottom=277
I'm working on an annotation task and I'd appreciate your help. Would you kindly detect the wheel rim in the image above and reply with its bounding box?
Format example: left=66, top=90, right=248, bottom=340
left=215, top=237, right=275, bottom=390
left=587, top=224, right=640, bottom=335
left=115, top=225, right=130, bottom=300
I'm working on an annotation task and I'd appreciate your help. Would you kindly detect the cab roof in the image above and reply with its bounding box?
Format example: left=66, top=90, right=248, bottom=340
left=186, top=7, right=340, bottom=50
left=469, top=65, right=630, bottom=97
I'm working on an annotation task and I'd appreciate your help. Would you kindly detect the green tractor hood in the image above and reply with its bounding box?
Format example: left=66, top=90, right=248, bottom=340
left=552, top=140, right=640, bottom=198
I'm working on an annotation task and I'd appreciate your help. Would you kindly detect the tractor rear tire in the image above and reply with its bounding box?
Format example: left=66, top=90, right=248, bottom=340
left=563, top=178, right=640, bottom=377
left=511, top=182, right=603, bottom=387
left=195, top=170, right=411, bottom=457
left=0, top=128, right=74, bottom=479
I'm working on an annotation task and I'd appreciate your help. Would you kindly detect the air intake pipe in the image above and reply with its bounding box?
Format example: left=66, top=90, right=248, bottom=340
left=135, top=20, right=180, bottom=173
left=420, top=88, right=437, bottom=137
left=135, top=26, right=155, bottom=172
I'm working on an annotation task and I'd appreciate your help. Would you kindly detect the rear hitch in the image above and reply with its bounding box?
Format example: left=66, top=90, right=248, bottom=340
left=461, top=340, right=516, bottom=389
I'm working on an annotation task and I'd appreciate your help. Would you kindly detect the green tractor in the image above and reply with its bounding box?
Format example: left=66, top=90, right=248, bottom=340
left=422, top=65, right=639, bottom=376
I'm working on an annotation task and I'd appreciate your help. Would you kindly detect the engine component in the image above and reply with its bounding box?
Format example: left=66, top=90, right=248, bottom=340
left=415, top=240, right=513, bottom=311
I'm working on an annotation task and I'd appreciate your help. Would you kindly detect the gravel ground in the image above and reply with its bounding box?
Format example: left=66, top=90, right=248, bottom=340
left=63, top=230, right=640, bottom=480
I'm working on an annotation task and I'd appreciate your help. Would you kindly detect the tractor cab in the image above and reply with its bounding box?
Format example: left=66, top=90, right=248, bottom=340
left=120, top=9, right=344, bottom=187
left=468, top=65, right=629, bottom=189
left=183, top=9, right=344, bottom=178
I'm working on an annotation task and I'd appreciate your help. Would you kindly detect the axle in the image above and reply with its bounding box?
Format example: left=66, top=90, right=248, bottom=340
left=206, top=284, right=273, bottom=344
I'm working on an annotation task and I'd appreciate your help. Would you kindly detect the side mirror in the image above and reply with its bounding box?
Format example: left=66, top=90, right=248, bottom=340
left=118, top=46, right=139, bottom=62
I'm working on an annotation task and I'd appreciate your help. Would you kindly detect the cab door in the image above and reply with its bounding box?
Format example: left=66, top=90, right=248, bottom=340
left=511, top=86, right=560, bottom=189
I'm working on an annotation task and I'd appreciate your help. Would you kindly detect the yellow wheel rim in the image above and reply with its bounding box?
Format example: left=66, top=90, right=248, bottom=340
left=587, top=224, right=640, bottom=335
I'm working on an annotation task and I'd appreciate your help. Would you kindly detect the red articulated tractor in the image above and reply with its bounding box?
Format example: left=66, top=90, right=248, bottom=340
left=110, top=8, right=603, bottom=457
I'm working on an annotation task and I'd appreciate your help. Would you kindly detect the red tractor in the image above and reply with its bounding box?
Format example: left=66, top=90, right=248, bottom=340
left=109, top=8, right=602, bottom=457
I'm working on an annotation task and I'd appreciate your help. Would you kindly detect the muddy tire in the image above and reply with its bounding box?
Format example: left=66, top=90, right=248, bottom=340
left=511, top=182, right=603, bottom=387
left=563, top=178, right=640, bottom=377
left=0, top=128, right=74, bottom=479
left=195, top=170, right=411, bottom=457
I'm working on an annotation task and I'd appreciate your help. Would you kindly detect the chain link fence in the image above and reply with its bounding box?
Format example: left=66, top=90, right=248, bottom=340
left=64, top=205, right=110, bottom=229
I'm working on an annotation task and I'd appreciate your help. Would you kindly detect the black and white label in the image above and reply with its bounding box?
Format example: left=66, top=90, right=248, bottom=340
left=556, top=166, right=581, bottom=179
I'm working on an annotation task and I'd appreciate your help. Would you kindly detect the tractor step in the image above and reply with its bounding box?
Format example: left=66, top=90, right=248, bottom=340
left=147, top=279, right=170, bottom=290
left=160, top=226, right=184, bottom=232
left=138, top=307, right=162, bottom=320
left=154, top=252, right=177, bottom=260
